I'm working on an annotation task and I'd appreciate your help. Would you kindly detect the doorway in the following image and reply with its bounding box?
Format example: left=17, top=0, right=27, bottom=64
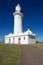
left=13, top=38, right=14, bottom=44
left=9, top=38, right=10, bottom=44
left=19, top=38, right=21, bottom=44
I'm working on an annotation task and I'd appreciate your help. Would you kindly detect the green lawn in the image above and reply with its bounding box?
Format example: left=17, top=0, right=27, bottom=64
left=0, top=43, right=43, bottom=65
left=32, top=43, right=43, bottom=50
left=0, top=44, right=21, bottom=65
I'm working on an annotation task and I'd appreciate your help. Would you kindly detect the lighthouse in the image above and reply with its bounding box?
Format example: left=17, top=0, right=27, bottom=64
left=13, top=4, right=23, bottom=34
left=5, top=4, right=36, bottom=44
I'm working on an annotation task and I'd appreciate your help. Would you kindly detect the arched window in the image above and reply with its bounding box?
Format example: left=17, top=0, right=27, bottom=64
left=24, top=37, right=25, bottom=40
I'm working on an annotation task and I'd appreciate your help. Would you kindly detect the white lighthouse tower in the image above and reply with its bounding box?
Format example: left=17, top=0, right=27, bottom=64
left=5, top=4, right=36, bottom=44
left=13, top=4, right=23, bottom=34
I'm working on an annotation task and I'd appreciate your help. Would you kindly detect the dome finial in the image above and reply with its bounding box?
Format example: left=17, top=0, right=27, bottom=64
left=15, top=4, right=21, bottom=12
left=17, top=3, right=20, bottom=6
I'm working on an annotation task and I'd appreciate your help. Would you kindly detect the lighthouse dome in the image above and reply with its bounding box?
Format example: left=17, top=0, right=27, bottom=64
left=15, top=4, right=21, bottom=12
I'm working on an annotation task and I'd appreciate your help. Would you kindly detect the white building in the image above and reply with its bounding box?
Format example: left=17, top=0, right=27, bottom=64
left=5, top=4, right=36, bottom=44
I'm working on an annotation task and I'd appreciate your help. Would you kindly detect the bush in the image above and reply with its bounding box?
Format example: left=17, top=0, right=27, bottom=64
left=36, top=41, right=39, bottom=43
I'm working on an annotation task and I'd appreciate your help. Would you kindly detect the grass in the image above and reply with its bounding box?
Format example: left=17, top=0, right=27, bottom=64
left=0, top=44, right=21, bottom=65
left=32, top=43, right=43, bottom=50
left=0, top=43, right=43, bottom=65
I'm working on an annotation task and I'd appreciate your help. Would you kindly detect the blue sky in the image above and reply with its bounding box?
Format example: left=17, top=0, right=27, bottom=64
left=0, top=0, right=43, bottom=42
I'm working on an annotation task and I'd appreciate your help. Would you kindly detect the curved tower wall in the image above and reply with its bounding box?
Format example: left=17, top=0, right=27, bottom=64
left=13, top=4, right=23, bottom=34
left=14, top=13, right=23, bottom=34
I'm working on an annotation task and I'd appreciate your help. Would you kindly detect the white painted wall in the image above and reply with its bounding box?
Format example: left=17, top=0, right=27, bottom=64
left=5, top=37, right=9, bottom=44
left=10, top=37, right=13, bottom=44
left=14, top=37, right=19, bottom=44
left=5, top=34, right=35, bottom=44
left=20, top=36, right=28, bottom=44
left=14, top=35, right=29, bottom=44
left=14, top=14, right=22, bottom=34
